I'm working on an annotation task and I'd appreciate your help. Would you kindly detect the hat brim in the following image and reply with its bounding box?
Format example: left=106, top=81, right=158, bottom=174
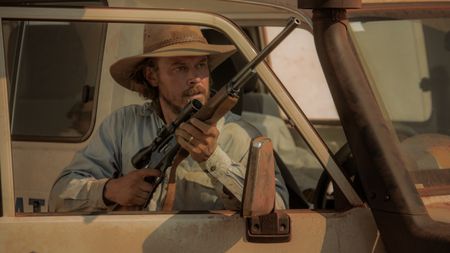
left=110, top=41, right=236, bottom=92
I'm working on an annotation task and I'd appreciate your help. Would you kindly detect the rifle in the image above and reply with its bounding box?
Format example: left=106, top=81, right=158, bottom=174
left=132, top=17, right=300, bottom=209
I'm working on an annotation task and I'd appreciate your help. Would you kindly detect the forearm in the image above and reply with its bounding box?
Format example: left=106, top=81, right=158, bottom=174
left=49, top=173, right=111, bottom=212
left=200, top=146, right=289, bottom=209
left=200, top=147, right=244, bottom=198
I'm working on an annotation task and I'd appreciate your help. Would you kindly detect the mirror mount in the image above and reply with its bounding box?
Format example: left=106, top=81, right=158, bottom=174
left=242, top=136, right=291, bottom=243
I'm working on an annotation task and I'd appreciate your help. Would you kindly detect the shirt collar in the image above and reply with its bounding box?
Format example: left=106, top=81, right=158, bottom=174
left=140, top=99, right=163, bottom=118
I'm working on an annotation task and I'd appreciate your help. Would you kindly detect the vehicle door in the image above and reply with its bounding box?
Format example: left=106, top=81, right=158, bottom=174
left=0, top=3, right=382, bottom=252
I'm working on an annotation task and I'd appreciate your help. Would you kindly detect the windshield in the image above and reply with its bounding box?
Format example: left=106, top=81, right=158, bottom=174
left=349, top=11, right=450, bottom=214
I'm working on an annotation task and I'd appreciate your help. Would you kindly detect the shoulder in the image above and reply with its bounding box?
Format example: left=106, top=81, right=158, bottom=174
left=222, top=112, right=261, bottom=138
left=110, top=104, right=145, bottom=118
left=96, top=103, right=162, bottom=137
left=218, top=113, right=262, bottom=160
left=104, top=103, right=158, bottom=124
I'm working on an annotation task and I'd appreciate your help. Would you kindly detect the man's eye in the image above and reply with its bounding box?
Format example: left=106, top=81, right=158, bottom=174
left=174, top=66, right=187, bottom=72
left=197, top=62, right=207, bottom=69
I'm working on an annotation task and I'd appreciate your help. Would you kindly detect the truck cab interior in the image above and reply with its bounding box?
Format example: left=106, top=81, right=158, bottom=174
left=4, top=19, right=330, bottom=213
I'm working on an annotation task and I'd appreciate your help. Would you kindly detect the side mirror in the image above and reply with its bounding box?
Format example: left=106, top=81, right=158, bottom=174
left=242, top=136, right=291, bottom=243
left=242, top=136, right=275, bottom=217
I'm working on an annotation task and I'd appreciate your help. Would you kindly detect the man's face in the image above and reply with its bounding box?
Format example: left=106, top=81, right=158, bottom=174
left=147, top=56, right=210, bottom=114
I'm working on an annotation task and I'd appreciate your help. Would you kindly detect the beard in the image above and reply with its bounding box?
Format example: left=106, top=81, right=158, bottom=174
left=182, top=85, right=208, bottom=102
left=159, top=85, right=209, bottom=115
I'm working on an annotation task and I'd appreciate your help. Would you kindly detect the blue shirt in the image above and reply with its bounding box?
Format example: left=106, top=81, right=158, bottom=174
left=49, top=102, right=288, bottom=211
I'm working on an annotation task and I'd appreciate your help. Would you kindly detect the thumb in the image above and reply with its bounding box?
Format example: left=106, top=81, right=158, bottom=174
left=137, top=168, right=161, bottom=178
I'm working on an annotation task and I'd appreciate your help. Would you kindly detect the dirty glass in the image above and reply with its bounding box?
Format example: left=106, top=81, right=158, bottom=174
left=3, top=20, right=105, bottom=213
left=244, top=26, right=344, bottom=209
left=3, top=20, right=105, bottom=141
left=264, top=27, right=346, bottom=154
left=349, top=15, right=450, bottom=220
left=237, top=85, right=325, bottom=209
left=210, top=25, right=334, bottom=210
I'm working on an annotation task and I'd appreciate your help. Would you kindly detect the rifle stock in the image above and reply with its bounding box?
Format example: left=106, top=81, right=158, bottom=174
left=193, top=89, right=239, bottom=124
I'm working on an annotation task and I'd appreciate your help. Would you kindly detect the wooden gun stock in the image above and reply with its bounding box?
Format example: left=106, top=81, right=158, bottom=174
left=193, top=88, right=239, bottom=124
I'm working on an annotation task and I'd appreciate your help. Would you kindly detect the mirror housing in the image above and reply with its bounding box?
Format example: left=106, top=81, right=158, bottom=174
left=242, top=136, right=275, bottom=217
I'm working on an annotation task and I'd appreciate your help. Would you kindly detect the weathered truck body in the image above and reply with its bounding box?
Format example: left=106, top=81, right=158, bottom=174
left=0, top=0, right=449, bottom=252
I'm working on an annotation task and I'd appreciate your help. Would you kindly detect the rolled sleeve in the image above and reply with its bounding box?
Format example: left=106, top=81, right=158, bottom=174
left=87, top=178, right=111, bottom=209
left=199, top=147, right=245, bottom=202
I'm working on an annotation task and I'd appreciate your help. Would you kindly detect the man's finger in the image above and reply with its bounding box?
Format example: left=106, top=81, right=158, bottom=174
left=175, top=127, right=190, bottom=141
left=140, top=180, right=154, bottom=191
left=190, top=118, right=217, bottom=135
left=132, top=195, right=147, bottom=206
left=176, top=126, right=209, bottom=147
left=135, top=189, right=150, bottom=200
left=197, top=143, right=212, bottom=157
left=138, top=181, right=153, bottom=192
left=179, top=122, right=204, bottom=140
left=137, top=168, right=161, bottom=178
left=178, top=136, right=196, bottom=150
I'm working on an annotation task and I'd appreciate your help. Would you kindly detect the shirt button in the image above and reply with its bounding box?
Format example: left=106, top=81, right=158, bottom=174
left=210, top=166, right=216, bottom=172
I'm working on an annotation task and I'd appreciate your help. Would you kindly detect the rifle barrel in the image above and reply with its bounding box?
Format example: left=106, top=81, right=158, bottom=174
left=230, top=17, right=300, bottom=90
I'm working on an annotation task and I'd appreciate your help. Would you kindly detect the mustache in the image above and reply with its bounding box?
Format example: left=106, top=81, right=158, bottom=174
left=182, top=86, right=207, bottom=97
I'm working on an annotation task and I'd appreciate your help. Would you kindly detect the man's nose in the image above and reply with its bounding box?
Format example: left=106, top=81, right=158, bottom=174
left=187, top=69, right=203, bottom=87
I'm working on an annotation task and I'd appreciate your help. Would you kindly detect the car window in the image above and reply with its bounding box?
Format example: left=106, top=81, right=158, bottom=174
left=263, top=26, right=347, bottom=155
left=349, top=13, right=450, bottom=220
left=264, top=26, right=338, bottom=121
left=5, top=21, right=335, bottom=215
left=4, top=20, right=105, bottom=141
left=3, top=20, right=106, bottom=213
left=232, top=26, right=341, bottom=209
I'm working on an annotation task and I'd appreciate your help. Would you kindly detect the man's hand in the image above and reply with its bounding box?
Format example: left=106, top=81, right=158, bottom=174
left=103, top=169, right=161, bottom=206
left=175, top=118, right=219, bottom=162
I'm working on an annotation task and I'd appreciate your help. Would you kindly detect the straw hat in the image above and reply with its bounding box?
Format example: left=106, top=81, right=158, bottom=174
left=110, top=24, right=236, bottom=92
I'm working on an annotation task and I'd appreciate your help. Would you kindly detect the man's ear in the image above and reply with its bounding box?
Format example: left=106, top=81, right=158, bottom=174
left=144, top=66, right=158, bottom=87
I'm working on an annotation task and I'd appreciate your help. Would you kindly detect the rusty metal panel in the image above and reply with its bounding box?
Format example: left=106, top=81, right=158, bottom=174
left=242, top=137, right=275, bottom=217
left=0, top=208, right=382, bottom=253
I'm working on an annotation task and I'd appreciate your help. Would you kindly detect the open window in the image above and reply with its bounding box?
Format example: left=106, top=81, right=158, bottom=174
left=3, top=17, right=356, bottom=215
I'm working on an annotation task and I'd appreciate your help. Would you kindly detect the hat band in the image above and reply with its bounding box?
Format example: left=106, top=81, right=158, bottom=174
left=144, top=36, right=207, bottom=53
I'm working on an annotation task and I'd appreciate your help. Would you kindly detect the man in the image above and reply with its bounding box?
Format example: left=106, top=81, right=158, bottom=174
left=49, top=24, right=288, bottom=212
